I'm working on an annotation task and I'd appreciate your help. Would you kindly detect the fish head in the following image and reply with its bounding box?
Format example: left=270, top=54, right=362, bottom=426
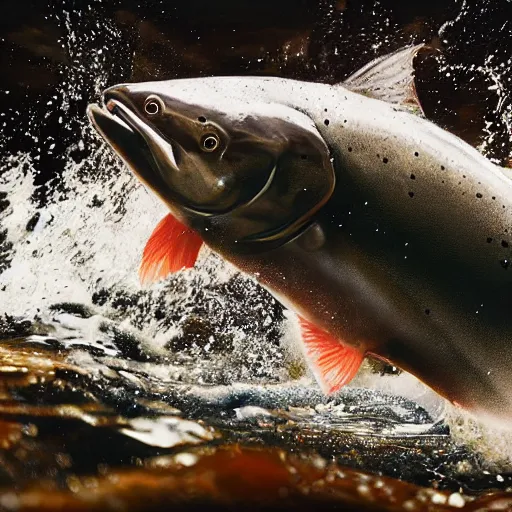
left=87, top=78, right=335, bottom=252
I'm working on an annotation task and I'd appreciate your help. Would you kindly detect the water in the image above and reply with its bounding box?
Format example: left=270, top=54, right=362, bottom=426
left=1, top=0, right=512, bottom=507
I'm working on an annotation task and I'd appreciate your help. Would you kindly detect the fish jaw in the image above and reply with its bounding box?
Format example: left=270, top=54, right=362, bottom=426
left=86, top=102, right=175, bottom=208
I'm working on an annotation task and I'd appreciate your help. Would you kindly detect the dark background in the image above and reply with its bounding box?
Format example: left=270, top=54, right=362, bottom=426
left=0, top=0, right=511, bottom=206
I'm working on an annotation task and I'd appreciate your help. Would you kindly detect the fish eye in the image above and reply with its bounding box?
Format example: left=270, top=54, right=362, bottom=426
left=201, top=134, right=219, bottom=152
left=144, top=99, right=161, bottom=115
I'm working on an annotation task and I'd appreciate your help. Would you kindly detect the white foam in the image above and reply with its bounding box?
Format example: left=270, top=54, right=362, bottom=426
left=444, top=404, right=512, bottom=469
left=0, top=149, right=160, bottom=316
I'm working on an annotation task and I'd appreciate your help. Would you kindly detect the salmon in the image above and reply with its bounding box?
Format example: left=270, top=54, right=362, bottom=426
left=87, top=45, right=512, bottom=426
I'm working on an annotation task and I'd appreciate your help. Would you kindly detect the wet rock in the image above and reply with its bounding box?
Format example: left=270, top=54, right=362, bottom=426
left=169, top=315, right=235, bottom=354
left=0, top=192, right=9, bottom=214
left=0, top=333, right=509, bottom=502
left=25, top=212, right=40, bottom=232
left=98, top=323, right=155, bottom=363
left=91, top=288, right=110, bottom=307
left=0, top=315, right=35, bottom=340
left=0, top=229, right=13, bottom=276
left=49, top=303, right=95, bottom=319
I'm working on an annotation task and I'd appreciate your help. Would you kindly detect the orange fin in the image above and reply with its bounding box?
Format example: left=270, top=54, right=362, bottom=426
left=298, top=316, right=364, bottom=394
left=139, top=213, right=203, bottom=285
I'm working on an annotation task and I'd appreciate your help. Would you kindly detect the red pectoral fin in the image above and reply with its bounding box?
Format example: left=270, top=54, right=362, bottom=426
left=298, top=316, right=364, bottom=394
left=139, top=213, right=203, bottom=285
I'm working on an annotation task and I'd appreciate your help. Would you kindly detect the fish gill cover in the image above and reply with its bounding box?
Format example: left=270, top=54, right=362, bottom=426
left=0, top=0, right=512, bottom=507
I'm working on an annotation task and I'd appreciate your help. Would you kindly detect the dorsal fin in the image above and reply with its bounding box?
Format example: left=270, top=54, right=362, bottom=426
left=139, top=213, right=203, bottom=285
left=343, top=44, right=427, bottom=115
left=298, top=316, right=365, bottom=394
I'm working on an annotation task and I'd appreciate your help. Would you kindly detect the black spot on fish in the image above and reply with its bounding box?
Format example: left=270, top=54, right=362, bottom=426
left=348, top=147, right=353, bottom=152
left=324, top=108, right=328, bottom=112
left=487, top=237, right=493, bottom=243
left=344, top=119, right=347, bottom=123
left=502, top=240, right=509, bottom=248
left=408, top=192, right=415, bottom=198
left=324, top=119, right=330, bottom=126
left=441, top=165, right=445, bottom=170
left=492, top=196, right=496, bottom=200
left=425, top=309, right=431, bottom=315
left=476, top=193, right=483, bottom=198
left=383, top=157, right=388, bottom=164
left=198, top=116, right=207, bottom=123
left=410, top=174, right=416, bottom=180
left=500, top=259, right=510, bottom=269
left=414, top=151, right=419, bottom=157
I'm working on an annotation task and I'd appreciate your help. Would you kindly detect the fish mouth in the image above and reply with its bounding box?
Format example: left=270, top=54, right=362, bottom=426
left=86, top=100, right=172, bottom=198
left=87, top=95, right=279, bottom=219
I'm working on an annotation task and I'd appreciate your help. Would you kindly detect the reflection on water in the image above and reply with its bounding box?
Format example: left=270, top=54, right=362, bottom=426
left=1, top=0, right=512, bottom=509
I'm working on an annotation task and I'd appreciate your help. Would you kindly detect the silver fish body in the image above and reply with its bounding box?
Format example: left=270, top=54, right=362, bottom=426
left=215, top=81, right=512, bottom=423
left=87, top=48, right=512, bottom=425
